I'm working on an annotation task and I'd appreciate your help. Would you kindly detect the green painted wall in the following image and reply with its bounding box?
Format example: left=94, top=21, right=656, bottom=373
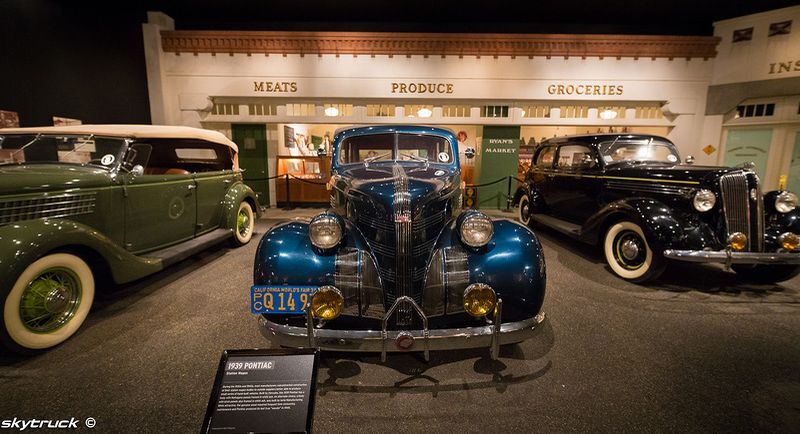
left=475, top=126, right=520, bottom=209
left=724, top=128, right=772, bottom=180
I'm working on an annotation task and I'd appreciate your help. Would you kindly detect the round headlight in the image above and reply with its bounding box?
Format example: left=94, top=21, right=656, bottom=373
left=693, top=189, right=716, bottom=212
left=310, top=286, right=343, bottom=320
left=463, top=283, right=497, bottom=318
left=309, top=215, right=342, bottom=249
left=728, top=232, right=747, bottom=251
left=775, top=191, right=798, bottom=213
left=779, top=232, right=800, bottom=251
left=460, top=212, right=494, bottom=248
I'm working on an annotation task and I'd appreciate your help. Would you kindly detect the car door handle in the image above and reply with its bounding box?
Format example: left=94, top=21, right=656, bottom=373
left=187, top=184, right=197, bottom=190
left=223, top=179, right=232, bottom=184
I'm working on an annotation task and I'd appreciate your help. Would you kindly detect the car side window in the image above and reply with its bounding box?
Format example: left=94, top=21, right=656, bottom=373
left=534, top=146, right=556, bottom=169
left=556, top=144, right=598, bottom=171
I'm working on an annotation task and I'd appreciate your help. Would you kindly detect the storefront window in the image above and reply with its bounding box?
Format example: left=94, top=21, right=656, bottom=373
left=366, top=104, right=396, bottom=117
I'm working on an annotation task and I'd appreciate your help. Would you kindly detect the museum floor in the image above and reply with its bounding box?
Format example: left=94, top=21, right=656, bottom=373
left=1, top=208, right=798, bottom=433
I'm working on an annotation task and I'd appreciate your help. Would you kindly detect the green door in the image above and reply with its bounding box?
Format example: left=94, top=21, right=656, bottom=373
left=475, top=126, right=520, bottom=209
left=724, top=129, right=772, bottom=179
left=124, top=172, right=197, bottom=253
left=787, top=132, right=800, bottom=193
left=232, top=124, right=269, bottom=206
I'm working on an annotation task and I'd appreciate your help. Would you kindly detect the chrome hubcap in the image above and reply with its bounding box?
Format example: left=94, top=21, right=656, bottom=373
left=20, top=268, right=82, bottom=333
left=614, top=230, right=647, bottom=270
left=621, top=239, right=640, bottom=261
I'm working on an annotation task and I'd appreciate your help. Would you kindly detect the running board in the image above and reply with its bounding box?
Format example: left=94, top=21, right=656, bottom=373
left=531, top=214, right=582, bottom=238
left=144, top=228, right=232, bottom=267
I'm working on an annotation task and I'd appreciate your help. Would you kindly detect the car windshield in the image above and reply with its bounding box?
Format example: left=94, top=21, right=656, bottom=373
left=0, top=134, right=127, bottom=169
left=338, top=133, right=454, bottom=165
left=599, top=137, right=680, bottom=165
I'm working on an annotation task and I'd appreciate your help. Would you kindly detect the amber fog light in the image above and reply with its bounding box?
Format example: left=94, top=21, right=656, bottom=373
left=779, top=232, right=800, bottom=251
left=463, top=283, right=497, bottom=318
left=728, top=232, right=747, bottom=251
left=310, top=286, right=343, bottom=320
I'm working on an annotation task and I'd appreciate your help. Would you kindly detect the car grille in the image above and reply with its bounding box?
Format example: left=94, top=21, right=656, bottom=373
left=0, top=193, right=97, bottom=225
left=718, top=171, right=764, bottom=251
left=355, top=200, right=449, bottom=326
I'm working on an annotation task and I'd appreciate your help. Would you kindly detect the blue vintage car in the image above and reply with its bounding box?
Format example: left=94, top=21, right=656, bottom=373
left=252, top=126, right=546, bottom=360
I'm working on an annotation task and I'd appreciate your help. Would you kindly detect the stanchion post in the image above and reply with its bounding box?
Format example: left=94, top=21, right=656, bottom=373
left=505, top=176, right=513, bottom=211
left=284, top=173, right=294, bottom=210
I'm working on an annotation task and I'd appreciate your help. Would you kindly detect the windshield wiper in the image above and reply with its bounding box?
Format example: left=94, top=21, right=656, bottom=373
left=363, top=152, right=391, bottom=168
left=400, top=152, right=429, bottom=169
left=8, top=133, right=42, bottom=162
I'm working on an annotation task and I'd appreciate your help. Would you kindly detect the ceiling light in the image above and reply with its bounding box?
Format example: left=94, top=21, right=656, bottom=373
left=417, top=107, right=433, bottom=118
left=599, top=109, right=618, bottom=120
left=324, top=106, right=339, bottom=117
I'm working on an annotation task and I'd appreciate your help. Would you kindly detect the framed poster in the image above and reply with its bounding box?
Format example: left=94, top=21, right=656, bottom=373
left=0, top=110, right=19, bottom=128
left=284, top=125, right=296, bottom=148
left=202, top=348, right=319, bottom=434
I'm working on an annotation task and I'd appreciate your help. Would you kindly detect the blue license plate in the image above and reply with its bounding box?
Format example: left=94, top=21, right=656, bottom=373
left=250, top=285, right=316, bottom=315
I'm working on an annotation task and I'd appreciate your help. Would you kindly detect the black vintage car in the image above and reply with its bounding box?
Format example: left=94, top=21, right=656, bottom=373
left=513, top=133, right=800, bottom=283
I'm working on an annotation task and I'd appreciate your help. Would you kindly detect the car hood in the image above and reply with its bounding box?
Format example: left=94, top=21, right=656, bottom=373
left=604, top=163, right=741, bottom=186
left=0, top=164, right=114, bottom=196
left=340, top=163, right=459, bottom=216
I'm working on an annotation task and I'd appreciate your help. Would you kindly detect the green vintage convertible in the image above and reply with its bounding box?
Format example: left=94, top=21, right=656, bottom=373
left=0, top=125, right=259, bottom=353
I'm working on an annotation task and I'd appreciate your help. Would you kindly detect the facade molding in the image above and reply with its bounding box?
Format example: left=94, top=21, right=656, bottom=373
left=161, top=31, right=720, bottom=59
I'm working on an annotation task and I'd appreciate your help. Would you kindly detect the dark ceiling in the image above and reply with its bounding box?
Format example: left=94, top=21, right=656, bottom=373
left=0, top=0, right=796, bottom=126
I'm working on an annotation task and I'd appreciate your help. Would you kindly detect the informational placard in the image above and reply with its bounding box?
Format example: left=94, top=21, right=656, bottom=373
left=201, top=349, right=319, bottom=434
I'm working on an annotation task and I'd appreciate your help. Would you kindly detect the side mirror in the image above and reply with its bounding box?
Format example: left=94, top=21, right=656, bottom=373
left=464, top=147, right=476, bottom=159
left=685, top=155, right=695, bottom=165
left=131, top=164, right=144, bottom=177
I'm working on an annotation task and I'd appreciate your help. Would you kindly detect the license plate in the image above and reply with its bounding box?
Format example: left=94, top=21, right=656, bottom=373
left=250, top=285, right=316, bottom=315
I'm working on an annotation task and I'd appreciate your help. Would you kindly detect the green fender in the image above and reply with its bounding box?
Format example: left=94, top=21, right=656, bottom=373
left=221, top=181, right=261, bottom=231
left=0, top=219, right=163, bottom=292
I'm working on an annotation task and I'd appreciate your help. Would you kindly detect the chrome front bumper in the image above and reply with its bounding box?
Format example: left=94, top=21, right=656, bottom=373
left=258, top=296, right=546, bottom=361
left=663, top=249, right=800, bottom=265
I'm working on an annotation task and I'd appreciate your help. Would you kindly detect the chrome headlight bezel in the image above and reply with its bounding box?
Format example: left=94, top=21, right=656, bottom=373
left=775, top=191, right=798, bottom=213
left=309, top=214, right=343, bottom=250
left=693, top=189, right=716, bottom=212
left=459, top=212, right=494, bottom=248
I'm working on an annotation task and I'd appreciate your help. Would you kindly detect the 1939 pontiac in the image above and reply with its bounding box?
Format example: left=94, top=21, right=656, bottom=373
left=513, top=133, right=800, bottom=283
left=252, top=126, right=546, bottom=360
left=0, top=125, right=259, bottom=353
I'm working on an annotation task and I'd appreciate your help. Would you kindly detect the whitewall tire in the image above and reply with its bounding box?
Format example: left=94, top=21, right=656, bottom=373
left=2, top=253, right=95, bottom=351
left=603, top=221, right=665, bottom=283
left=518, top=194, right=532, bottom=226
left=231, top=201, right=255, bottom=246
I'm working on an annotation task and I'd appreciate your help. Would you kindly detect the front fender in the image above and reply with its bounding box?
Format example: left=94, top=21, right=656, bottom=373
left=222, top=182, right=261, bottom=231
left=422, top=217, right=546, bottom=321
left=0, top=219, right=163, bottom=291
left=763, top=191, right=800, bottom=249
left=581, top=198, right=717, bottom=251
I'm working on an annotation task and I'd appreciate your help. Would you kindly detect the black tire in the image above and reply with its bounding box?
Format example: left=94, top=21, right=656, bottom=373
left=518, top=194, right=532, bottom=227
left=603, top=220, right=666, bottom=283
left=731, top=264, right=800, bottom=283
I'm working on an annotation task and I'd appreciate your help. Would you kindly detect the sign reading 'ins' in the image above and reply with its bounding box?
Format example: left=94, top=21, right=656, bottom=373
left=392, top=82, right=454, bottom=94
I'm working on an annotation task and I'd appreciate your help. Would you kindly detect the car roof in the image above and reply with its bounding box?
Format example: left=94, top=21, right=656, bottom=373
left=333, top=124, right=456, bottom=138
left=540, top=133, right=671, bottom=148
left=0, top=124, right=238, bottom=152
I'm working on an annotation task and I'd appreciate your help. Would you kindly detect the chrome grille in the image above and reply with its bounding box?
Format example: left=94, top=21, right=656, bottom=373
left=393, top=165, right=413, bottom=325
left=0, top=193, right=97, bottom=224
left=719, top=171, right=764, bottom=251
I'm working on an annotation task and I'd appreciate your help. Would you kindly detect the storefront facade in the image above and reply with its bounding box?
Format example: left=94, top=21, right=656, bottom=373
left=704, top=5, right=800, bottom=192
left=141, top=9, right=796, bottom=206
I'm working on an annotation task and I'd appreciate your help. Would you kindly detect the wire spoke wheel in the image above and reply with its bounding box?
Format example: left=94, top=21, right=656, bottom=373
left=19, top=268, right=82, bottom=333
